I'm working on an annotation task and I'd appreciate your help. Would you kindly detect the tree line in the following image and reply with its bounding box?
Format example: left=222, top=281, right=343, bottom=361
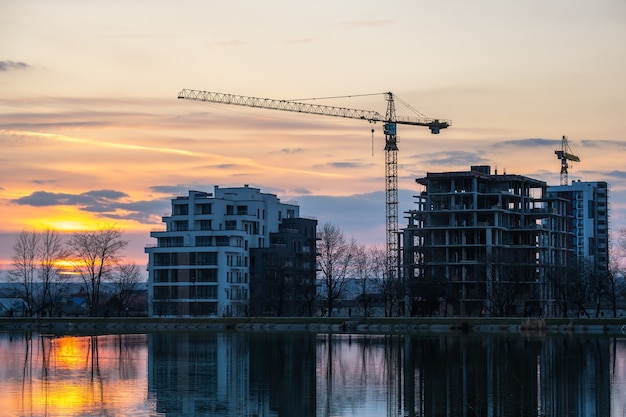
left=3, top=222, right=626, bottom=318
left=4, top=225, right=142, bottom=317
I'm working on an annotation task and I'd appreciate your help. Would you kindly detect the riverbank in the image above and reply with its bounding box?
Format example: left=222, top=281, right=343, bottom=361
left=1, top=316, right=625, bottom=336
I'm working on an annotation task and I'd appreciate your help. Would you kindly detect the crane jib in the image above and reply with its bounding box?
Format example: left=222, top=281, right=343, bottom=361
left=177, top=89, right=450, bottom=132
left=178, top=89, right=383, bottom=122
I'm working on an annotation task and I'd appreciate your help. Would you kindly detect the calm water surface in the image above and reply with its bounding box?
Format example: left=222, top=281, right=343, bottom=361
left=0, top=331, right=624, bottom=416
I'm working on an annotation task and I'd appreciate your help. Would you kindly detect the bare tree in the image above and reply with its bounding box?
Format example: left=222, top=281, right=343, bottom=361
left=370, top=246, right=403, bottom=317
left=111, top=261, right=143, bottom=316
left=380, top=271, right=404, bottom=317
left=552, top=262, right=593, bottom=318
left=296, top=279, right=319, bottom=317
left=8, top=230, right=38, bottom=315
left=68, top=225, right=128, bottom=316
left=353, top=245, right=385, bottom=317
left=317, top=223, right=355, bottom=317
left=38, top=229, right=70, bottom=316
left=610, top=227, right=626, bottom=316
left=605, top=264, right=619, bottom=318
left=353, top=245, right=371, bottom=317
left=8, top=229, right=69, bottom=316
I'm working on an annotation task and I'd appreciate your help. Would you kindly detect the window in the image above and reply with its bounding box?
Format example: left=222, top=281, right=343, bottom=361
left=237, top=205, right=248, bottom=215
left=173, top=221, right=188, bottom=231
left=154, top=253, right=172, bottom=266
left=588, top=200, right=596, bottom=218
left=262, top=253, right=277, bottom=267
left=196, top=269, right=217, bottom=282
left=197, top=252, right=218, bottom=265
left=195, top=285, right=217, bottom=299
left=159, top=236, right=183, bottom=247
left=154, top=269, right=169, bottom=283
left=173, top=204, right=188, bottom=215
left=196, top=236, right=212, bottom=246
left=196, top=203, right=212, bottom=214
left=225, top=220, right=237, bottom=230
left=198, top=220, right=211, bottom=231
left=154, top=286, right=170, bottom=300
left=154, top=285, right=178, bottom=299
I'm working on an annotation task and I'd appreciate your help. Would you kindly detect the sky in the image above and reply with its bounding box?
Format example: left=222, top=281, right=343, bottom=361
left=1, top=0, right=625, bottom=274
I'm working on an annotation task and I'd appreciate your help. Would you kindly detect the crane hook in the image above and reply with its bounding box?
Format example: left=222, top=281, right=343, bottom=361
left=371, top=128, right=375, bottom=156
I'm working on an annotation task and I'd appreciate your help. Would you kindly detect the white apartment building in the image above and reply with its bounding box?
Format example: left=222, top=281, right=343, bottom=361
left=145, top=185, right=299, bottom=317
left=547, top=180, right=610, bottom=273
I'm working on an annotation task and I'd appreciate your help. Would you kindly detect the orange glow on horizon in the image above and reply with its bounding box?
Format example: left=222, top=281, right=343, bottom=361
left=19, top=211, right=151, bottom=235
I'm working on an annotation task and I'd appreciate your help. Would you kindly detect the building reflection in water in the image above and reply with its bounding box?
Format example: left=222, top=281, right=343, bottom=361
left=0, top=331, right=624, bottom=416
left=148, top=332, right=316, bottom=416
left=148, top=332, right=625, bottom=417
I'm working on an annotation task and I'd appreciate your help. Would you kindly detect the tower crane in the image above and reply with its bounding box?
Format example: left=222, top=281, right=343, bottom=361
left=555, top=135, right=580, bottom=186
left=177, top=88, right=450, bottom=279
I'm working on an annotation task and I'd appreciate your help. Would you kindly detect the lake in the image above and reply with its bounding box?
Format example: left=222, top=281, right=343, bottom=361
left=0, top=331, right=624, bottom=416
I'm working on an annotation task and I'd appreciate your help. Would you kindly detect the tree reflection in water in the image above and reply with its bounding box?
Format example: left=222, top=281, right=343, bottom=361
left=0, top=333, right=148, bottom=416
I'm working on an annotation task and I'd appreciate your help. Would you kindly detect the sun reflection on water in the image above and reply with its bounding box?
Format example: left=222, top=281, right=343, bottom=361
left=0, top=334, right=148, bottom=416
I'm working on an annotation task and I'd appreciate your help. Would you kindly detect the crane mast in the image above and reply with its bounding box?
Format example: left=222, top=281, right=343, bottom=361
left=178, top=88, right=450, bottom=280
left=383, top=93, right=399, bottom=276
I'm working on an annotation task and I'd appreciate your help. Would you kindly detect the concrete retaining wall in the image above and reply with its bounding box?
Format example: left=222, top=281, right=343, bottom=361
left=1, top=317, right=625, bottom=336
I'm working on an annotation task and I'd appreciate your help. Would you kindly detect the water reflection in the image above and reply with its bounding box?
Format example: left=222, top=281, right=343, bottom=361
left=148, top=333, right=316, bottom=416
left=148, top=332, right=626, bottom=417
left=0, top=331, right=624, bottom=416
left=0, top=333, right=148, bottom=416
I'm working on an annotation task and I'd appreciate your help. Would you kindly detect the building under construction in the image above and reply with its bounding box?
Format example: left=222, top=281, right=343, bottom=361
left=402, top=166, right=573, bottom=317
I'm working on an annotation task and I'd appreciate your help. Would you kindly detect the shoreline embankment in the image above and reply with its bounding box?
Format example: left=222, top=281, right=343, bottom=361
left=0, top=316, right=625, bottom=336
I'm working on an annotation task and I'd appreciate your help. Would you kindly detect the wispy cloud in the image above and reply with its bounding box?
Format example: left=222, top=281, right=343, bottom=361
left=149, top=185, right=190, bottom=195
left=581, top=139, right=626, bottom=149
left=603, top=170, right=626, bottom=180
left=0, top=61, right=29, bottom=72
left=493, top=138, right=560, bottom=149
left=413, top=150, right=488, bottom=167
left=31, top=178, right=60, bottom=185
left=327, top=161, right=373, bottom=169
left=1, top=129, right=202, bottom=156
left=277, top=148, right=306, bottom=154
left=289, top=187, right=312, bottom=195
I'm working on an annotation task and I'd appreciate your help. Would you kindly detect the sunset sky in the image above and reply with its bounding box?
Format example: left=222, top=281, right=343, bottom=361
left=1, top=0, right=625, bottom=273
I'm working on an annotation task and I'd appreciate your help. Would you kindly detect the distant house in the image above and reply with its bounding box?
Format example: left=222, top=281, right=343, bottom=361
left=0, top=298, right=29, bottom=317
left=56, top=292, right=89, bottom=317
left=317, top=278, right=386, bottom=317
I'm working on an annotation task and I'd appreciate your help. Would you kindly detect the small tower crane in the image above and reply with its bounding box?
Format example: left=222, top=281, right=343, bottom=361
left=555, top=135, right=580, bottom=185
left=177, top=89, right=450, bottom=279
